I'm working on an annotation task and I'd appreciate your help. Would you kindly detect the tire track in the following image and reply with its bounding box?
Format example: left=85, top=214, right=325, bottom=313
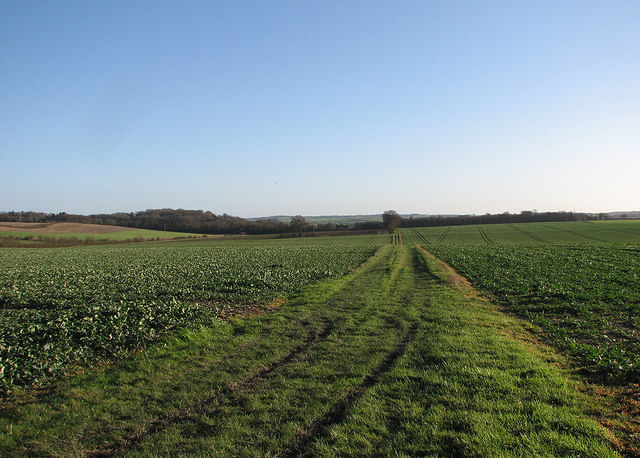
left=85, top=248, right=393, bottom=456
left=540, top=224, right=609, bottom=242
left=411, top=228, right=431, bottom=246
left=508, top=224, right=551, bottom=243
left=88, top=245, right=417, bottom=456
left=438, top=226, right=451, bottom=243
left=476, top=225, right=492, bottom=244
left=603, top=225, right=640, bottom=237
left=89, top=320, right=334, bottom=457
left=277, top=322, right=419, bottom=458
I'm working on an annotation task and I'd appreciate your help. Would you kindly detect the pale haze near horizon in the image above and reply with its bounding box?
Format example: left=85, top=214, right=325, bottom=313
left=1, top=1, right=638, bottom=218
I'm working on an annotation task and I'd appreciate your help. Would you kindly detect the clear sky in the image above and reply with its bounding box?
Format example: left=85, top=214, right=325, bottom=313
left=1, top=1, right=638, bottom=217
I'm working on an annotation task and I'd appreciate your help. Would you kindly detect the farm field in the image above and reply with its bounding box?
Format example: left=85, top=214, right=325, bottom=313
left=403, top=220, right=640, bottom=454
left=0, top=237, right=383, bottom=394
left=0, top=222, right=203, bottom=246
left=155, top=232, right=388, bottom=247
left=0, top=221, right=638, bottom=455
left=416, top=243, right=640, bottom=381
left=404, top=220, right=640, bottom=245
left=402, top=221, right=640, bottom=383
left=0, top=243, right=619, bottom=456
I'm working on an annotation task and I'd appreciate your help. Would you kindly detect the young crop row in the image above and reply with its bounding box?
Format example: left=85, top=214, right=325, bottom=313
left=403, top=221, right=640, bottom=245
left=0, top=244, right=377, bottom=394
left=425, top=243, right=640, bottom=383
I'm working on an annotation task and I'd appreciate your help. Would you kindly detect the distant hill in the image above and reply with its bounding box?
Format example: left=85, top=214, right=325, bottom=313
left=0, top=221, right=204, bottom=247
left=607, top=211, right=640, bottom=219
left=0, top=221, right=134, bottom=234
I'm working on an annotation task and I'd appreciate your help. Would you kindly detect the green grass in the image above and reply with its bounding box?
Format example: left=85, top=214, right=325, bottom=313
left=401, top=221, right=640, bottom=453
left=316, top=248, right=617, bottom=457
left=0, top=245, right=619, bottom=456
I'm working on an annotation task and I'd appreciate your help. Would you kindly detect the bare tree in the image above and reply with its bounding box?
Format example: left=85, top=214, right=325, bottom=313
left=382, top=210, right=401, bottom=233
left=290, top=215, right=309, bottom=236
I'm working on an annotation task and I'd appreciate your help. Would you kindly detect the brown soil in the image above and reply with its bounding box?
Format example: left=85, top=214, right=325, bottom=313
left=216, top=299, right=288, bottom=320
left=0, top=222, right=134, bottom=234
left=589, top=383, right=640, bottom=457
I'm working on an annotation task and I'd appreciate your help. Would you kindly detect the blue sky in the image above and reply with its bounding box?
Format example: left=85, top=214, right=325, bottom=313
left=1, top=1, right=638, bottom=217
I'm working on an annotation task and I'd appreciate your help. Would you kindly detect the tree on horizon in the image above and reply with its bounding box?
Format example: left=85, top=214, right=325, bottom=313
left=290, top=215, right=309, bottom=236
left=382, top=210, right=401, bottom=233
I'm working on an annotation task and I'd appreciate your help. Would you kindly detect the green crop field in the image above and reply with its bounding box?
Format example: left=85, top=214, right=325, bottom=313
left=0, top=239, right=381, bottom=394
left=0, top=222, right=638, bottom=456
left=402, top=220, right=640, bottom=384
left=420, top=243, right=639, bottom=380
left=155, top=232, right=390, bottom=247
left=403, top=220, right=640, bottom=245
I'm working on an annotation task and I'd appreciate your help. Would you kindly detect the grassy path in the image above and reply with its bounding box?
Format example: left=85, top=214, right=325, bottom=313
left=0, top=245, right=619, bottom=456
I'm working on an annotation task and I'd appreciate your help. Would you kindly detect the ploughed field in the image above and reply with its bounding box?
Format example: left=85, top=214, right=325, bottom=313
left=0, top=221, right=638, bottom=455
left=0, top=222, right=205, bottom=247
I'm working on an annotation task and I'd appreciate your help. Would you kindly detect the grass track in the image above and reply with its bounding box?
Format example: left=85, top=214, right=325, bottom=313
left=0, top=245, right=619, bottom=456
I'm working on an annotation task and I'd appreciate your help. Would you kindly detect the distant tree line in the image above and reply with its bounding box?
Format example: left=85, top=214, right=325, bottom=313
left=0, top=209, right=600, bottom=236
left=355, top=210, right=598, bottom=230
left=400, top=210, right=596, bottom=228
left=0, top=209, right=289, bottom=235
left=0, top=209, right=347, bottom=235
